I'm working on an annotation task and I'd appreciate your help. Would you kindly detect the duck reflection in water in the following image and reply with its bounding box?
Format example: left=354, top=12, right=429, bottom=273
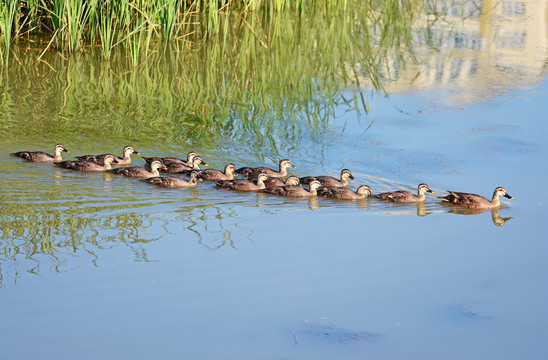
left=442, top=207, right=513, bottom=227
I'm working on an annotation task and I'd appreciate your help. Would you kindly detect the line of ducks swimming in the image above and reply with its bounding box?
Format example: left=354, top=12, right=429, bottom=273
left=10, top=144, right=514, bottom=210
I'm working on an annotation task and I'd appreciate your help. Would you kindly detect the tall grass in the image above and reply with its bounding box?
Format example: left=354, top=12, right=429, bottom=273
left=0, top=0, right=21, bottom=63
left=0, top=0, right=416, bottom=65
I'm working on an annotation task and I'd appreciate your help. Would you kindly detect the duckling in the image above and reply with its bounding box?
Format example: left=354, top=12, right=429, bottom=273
left=143, top=151, right=208, bottom=167
left=109, top=160, right=167, bottom=178
left=216, top=173, right=269, bottom=192
left=180, top=163, right=236, bottom=181
left=300, top=169, right=355, bottom=187
left=263, top=175, right=300, bottom=188
left=76, top=145, right=140, bottom=165
left=143, top=171, right=199, bottom=188
left=372, top=183, right=433, bottom=203
left=236, top=159, right=296, bottom=178
left=56, top=154, right=119, bottom=172
left=437, top=186, right=513, bottom=209
left=262, top=180, right=322, bottom=198
left=11, top=144, right=69, bottom=162
left=317, top=185, right=372, bottom=200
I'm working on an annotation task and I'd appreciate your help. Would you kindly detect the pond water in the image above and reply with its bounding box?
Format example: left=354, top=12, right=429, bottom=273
left=1, top=1, right=547, bottom=359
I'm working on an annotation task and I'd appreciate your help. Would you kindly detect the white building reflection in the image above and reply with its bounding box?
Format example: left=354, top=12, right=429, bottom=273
left=384, top=0, right=548, bottom=104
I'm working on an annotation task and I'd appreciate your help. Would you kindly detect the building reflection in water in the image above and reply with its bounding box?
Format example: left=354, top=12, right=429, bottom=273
left=374, top=0, right=548, bottom=104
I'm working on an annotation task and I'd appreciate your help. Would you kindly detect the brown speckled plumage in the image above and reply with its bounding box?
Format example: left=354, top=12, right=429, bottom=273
left=438, top=187, right=513, bottom=209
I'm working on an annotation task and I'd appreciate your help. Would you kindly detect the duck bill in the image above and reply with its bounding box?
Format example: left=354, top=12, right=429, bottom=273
left=64, top=149, right=70, bottom=153
left=133, top=151, right=141, bottom=155
left=504, top=194, right=514, bottom=200
left=427, top=189, right=434, bottom=193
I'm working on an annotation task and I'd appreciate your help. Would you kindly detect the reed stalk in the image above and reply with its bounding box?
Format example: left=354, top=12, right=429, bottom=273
left=0, top=0, right=20, bottom=63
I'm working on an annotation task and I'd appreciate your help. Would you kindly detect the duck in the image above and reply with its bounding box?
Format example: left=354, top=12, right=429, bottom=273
left=155, top=156, right=206, bottom=174
left=372, top=183, right=433, bottom=203
left=262, top=180, right=322, bottom=197
left=109, top=160, right=167, bottom=178
left=11, top=144, right=69, bottom=162
left=143, top=171, right=199, bottom=188
left=317, top=185, right=372, bottom=200
left=300, top=169, right=355, bottom=187
left=143, top=151, right=207, bottom=167
left=236, top=159, right=296, bottom=179
left=76, top=145, right=140, bottom=165
left=216, top=173, right=269, bottom=192
left=55, top=154, right=119, bottom=172
left=180, top=163, right=237, bottom=181
left=263, top=175, right=300, bottom=188
left=437, top=186, right=513, bottom=209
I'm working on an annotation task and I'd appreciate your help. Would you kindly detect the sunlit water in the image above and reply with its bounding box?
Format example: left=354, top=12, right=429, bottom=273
left=1, top=2, right=548, bottom=360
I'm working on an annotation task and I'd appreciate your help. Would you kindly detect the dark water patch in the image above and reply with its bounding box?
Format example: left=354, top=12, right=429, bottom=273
left=444, top=298, right=493, bottom=322
left=290, top=322, right=383, bottom=347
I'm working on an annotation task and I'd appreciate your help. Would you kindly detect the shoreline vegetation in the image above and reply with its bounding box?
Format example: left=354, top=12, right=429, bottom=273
left=1, top=0, right=418, bottom=64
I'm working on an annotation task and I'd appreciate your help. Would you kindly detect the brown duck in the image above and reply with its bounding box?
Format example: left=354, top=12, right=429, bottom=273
left=143, top=151, right=208, bottom=167
left=180, top=163, right=236, bottom=181
left=438, top=186, right=513, bottom=209
left=11, top=144, right=69, bottom=162
left=76, top=145, right=140, bottom=165
left=262, top=180, right=322, bottom=197
left=236, top=159, right=296, bottom=179
left=109, top=160, right=167, bottom=178
left=262, top=175, right=300, bottom=188
left=56, top=154, right=119, bottom=172
left=158, top=156, right=206, bottom=174
left=372, top=183, right=433, bottom=203
left=300, top=169, right=355, bottom=187
left=318, top=185, right=372, bottom=200
left=216, top=173, right=269, bottom=192
left=143, top=171, right=199, bottom=188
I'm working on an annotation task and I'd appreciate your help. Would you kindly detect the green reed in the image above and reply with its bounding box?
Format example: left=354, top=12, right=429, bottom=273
left=0, top=0, right=415, bottom=65
left=0, top=0, right=20, bottom=63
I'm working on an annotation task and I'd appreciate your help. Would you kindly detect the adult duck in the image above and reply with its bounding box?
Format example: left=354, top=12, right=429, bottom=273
left=438, top=186, right=513, bottom=209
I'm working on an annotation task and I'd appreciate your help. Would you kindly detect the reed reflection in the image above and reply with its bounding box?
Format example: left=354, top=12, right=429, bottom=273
left=0, top=201, right=165, bottom=286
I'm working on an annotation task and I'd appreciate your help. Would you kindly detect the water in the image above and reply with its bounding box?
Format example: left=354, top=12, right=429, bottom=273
left=1, top=1, right=548, bottom=359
